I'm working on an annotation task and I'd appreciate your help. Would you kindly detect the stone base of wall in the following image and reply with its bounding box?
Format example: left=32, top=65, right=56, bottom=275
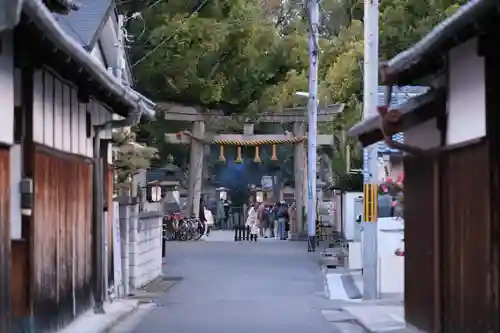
left=129, top=211, right=163, bottom=289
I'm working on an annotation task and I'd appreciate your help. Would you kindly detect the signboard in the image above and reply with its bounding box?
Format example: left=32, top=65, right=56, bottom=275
left=363, top=184, right=378, bottom=222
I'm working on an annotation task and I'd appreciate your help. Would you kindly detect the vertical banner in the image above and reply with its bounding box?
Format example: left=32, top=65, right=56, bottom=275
left=363, top=184, right=378, bottom=222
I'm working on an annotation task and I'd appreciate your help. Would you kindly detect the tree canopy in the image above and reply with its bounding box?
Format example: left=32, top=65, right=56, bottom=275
left=121, top=0, right=467, bottom=179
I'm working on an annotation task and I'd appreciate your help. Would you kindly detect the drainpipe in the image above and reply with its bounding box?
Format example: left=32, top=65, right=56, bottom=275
left=92, top=101, right=154, bottom=313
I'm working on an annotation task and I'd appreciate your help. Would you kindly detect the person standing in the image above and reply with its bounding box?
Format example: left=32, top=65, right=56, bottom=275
left=204, top=206, right=214, bottom=236
left=198, top=198, right=207, bottom=235
left=223, top=199, right=231, bottom=229
left=277, top=202, right=289, bottom=240
left=288, top=202, right=296, bottom=240
left=271, top=202, right=280, bottom=239
left=256, top=202, right=266, bottom=238
left=245, top=203, right=259, bottom=241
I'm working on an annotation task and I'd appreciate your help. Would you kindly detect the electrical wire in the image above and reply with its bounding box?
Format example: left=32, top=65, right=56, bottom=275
left=132, top=0, right=210, bottom=68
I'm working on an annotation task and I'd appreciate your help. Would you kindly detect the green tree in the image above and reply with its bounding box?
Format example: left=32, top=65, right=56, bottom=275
left=112, top=131, right=158, bottom=190
left=124, top=0, right=468, bottom=181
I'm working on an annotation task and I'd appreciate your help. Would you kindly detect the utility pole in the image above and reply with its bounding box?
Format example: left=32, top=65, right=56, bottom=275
left=362, top=0, right=380, bottom=300
left=306, top=0, right=319, bottom=252
left=116, top=14, right=125, bottom=84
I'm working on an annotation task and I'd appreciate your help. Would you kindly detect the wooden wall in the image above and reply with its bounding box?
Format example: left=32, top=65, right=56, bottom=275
left=0, top=147, right=11, bottom=332
left=32, top=147, right=93, bottom=332
left=440, top=141, right=494, bottom=332
left=404, top=154, right=440, bottom=332
left=404, top=140, right=499, bottom=333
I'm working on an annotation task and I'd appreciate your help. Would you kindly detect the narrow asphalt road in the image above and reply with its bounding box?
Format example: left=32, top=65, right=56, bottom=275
left=129, top=231, right=340, bottom=333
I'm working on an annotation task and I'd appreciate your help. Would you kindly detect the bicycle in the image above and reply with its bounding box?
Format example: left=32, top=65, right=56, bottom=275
left=163, top=214, right=206, bottom=242
left=183, top=217, right=206, bottom=241
left=163, top=212, right=186, bottom=241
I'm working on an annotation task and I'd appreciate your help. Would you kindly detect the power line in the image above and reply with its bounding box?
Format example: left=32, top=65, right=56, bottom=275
left=132, top=0, right=210, bottom=68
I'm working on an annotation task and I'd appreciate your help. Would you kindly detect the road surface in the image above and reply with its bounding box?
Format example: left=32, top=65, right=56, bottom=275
left=126, top=231, right=342, bottom=333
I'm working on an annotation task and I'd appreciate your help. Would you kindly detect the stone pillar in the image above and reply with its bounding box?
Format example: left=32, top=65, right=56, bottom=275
left=187, top=120, right=205, bottom=218
left=293, top=122, right=305, bottom=237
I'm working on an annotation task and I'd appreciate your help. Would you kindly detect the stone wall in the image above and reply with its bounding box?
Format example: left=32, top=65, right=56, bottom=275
left=118, top=198, right=163, bottom=294
left=129, top=211, right=163, bottom=289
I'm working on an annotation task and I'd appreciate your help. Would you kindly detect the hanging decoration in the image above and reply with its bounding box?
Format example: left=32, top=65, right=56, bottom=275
left=235, top=146, right=243, bottom=163
left=211, top=137, right=306, bottom=146
left=218, top=145, right=226, bottom=163
left=270, top=144, right=278, bottom=161
left=254, top=146, right=261, bottom=163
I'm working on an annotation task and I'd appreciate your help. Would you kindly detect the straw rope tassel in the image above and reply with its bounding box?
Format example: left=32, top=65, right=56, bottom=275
left=236, top=146, right=243, bottom=163
left=254, top=146, right=261, bottom=163
left=271, top=144, right=278, bottom=161
left=218, top=145, right=226, bottom=163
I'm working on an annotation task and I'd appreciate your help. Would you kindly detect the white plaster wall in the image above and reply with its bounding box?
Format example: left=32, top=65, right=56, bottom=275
left=32, top=69, right=116, bottom=159
left=0, top=32, right=14, bottom=145
left=90, top=46, right=106, bottom=68
left=62, top=84, right=71, bottom=152
left=43, top=71, right=54, bottom=147
left=447, top=37, right=486, bottom=145
left=33, top=70, right=44, bottom=144
left=54, top=77, right=63, bottom=150
left=377, top=217, right=405, bottom=295
left=404, top=118, right=441, bottom=149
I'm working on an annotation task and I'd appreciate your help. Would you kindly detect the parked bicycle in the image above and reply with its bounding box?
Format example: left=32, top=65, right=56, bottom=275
left=163, top=213, right=206, bottom=242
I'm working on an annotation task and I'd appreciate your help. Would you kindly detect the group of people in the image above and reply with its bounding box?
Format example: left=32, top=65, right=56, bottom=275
left=245, top=201, right=296, bottom=241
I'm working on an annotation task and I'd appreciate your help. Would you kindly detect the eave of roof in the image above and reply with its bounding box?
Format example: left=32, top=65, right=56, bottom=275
left=347, top=89, right=445, bottom=147
left=381, top=0, right=497, bottom=84
left=23, top=0, right=156, bottom=119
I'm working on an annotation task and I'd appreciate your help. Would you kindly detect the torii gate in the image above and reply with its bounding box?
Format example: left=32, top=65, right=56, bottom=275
left=161, top=104, right=344, bottom=237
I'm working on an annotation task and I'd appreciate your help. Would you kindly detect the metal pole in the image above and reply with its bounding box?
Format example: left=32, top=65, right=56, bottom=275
left=306, top=0, right=319, bottom=252
left=362, top=0, right=380, bottom=300
left=116, top=14, right=125, bottom=83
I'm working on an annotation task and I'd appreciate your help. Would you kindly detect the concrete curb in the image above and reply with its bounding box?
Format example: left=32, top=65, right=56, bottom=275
left=341, top=273, right=363, bottom=299
left=320, top=264, right=332, bottom=300
left=57, top=299, right=140, bottom=333
left=101, top=300, right=140, bottom=333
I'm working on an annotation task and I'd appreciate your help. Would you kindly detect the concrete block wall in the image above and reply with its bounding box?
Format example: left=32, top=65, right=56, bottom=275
left=118, top=198, right=163, bottom=293
left=129, top=211, right=163, bottom=289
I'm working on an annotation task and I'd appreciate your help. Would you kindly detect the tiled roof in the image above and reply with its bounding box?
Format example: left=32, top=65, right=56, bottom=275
left=376, top=86, right=428, bottom=154
left=53, top=0, right=113, bottom=50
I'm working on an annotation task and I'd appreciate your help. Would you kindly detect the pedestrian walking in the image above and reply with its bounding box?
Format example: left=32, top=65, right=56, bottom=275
left=245, top=203, right=259, bottom=241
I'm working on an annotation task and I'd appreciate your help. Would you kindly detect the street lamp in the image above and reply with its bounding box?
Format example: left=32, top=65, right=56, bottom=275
left=217, top=187, right=228, bottom=201
left=150, top=181, right=162, bottom=202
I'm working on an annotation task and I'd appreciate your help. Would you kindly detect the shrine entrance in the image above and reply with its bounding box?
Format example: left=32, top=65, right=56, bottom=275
left=161, top=104, right=344, bottom=238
